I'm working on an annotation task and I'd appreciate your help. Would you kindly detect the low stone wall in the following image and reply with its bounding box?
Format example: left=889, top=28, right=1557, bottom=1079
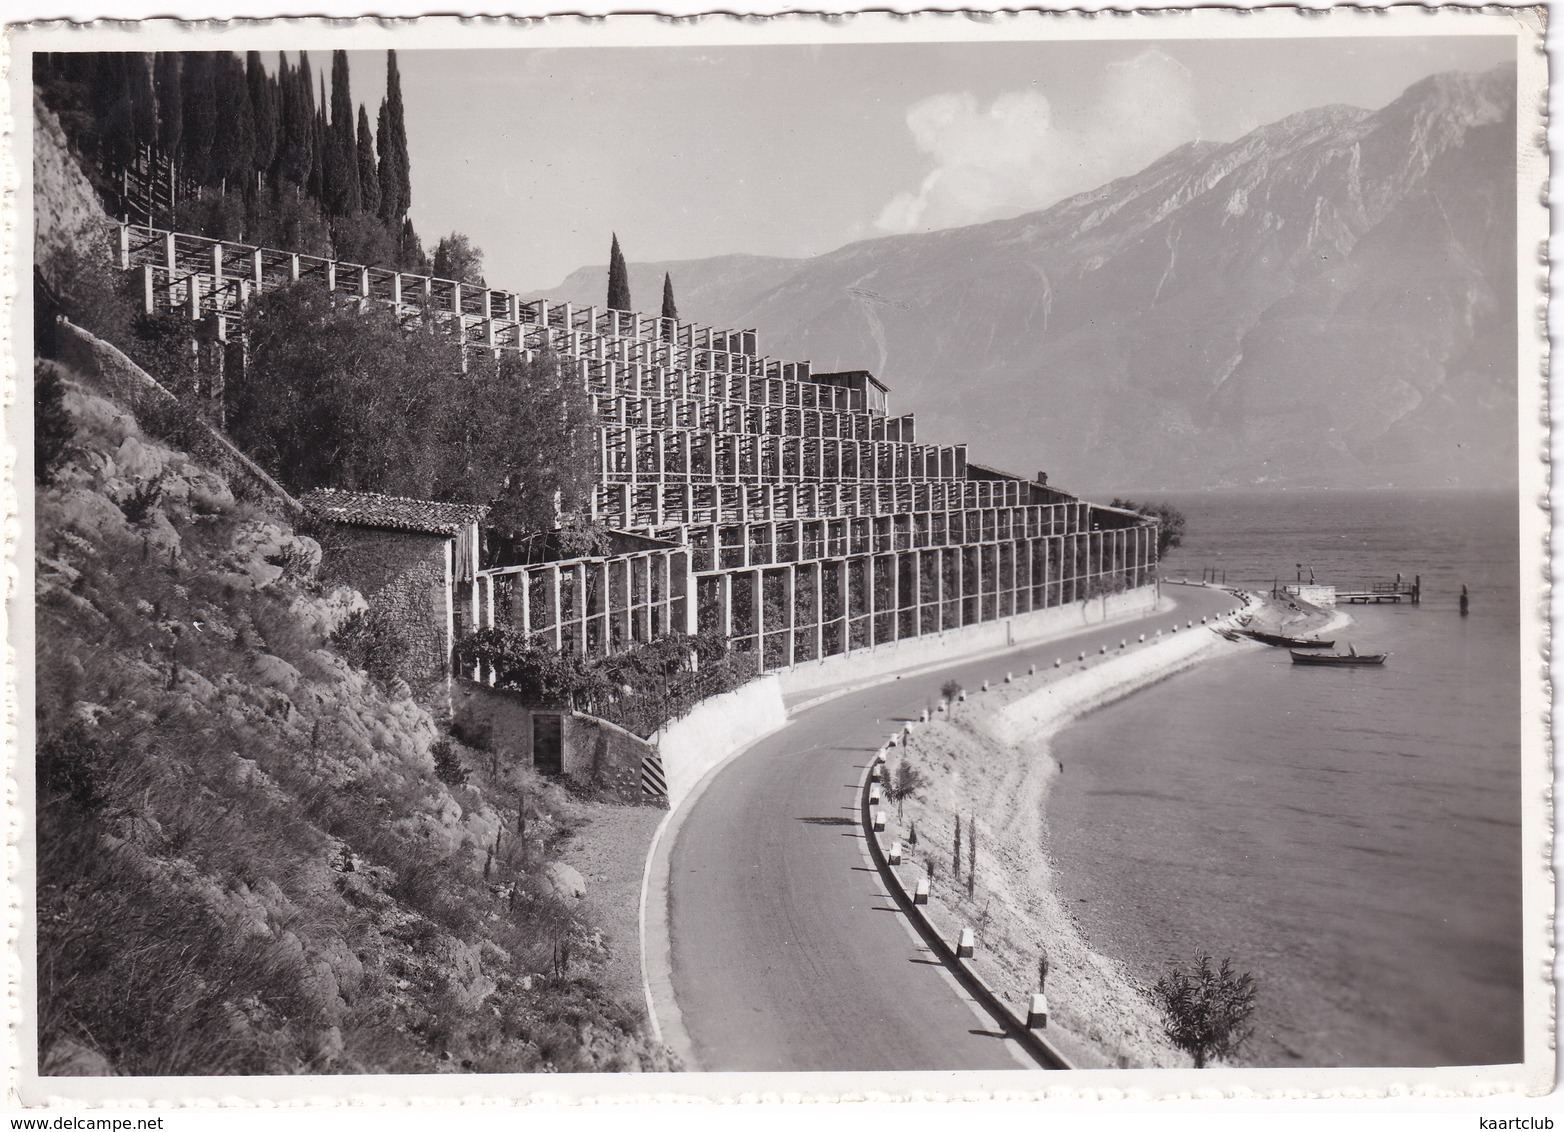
left=776, top=585, right=1160, bottom=696
left=451, top=682, right=655, bottom=805
left=652, top=674, right=787, bottom=810
left=983, top=589, right=1263, bottom=749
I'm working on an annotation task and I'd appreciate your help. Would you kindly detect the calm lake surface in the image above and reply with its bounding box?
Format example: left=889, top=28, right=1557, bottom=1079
left=1047, top=489, right=1526, bottom=1067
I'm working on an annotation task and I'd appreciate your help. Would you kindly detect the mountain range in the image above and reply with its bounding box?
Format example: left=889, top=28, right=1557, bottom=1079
left=539, top=64, right=1518, bottom=495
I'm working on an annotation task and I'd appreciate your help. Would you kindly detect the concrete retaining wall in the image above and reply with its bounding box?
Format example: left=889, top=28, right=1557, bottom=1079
left=776, top=585, right=1160, bottom=696
left=452, top=681, right=654, bottom=804
left=653, top=674, right=787, bottom=810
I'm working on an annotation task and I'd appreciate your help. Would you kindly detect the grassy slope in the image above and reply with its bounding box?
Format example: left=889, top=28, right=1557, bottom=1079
left=34, top=360, right=674, bottom=1075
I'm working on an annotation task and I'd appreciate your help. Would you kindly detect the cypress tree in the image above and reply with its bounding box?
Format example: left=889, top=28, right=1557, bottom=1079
left=307, top=76, right=327, bottom=203
left=210, top=53, right=256, bottom=193
left=153, top=52, right=182, bottom=162
left=179, top=52, right=217, bottom=186
left=377, top=50, right=411, bottom=221
left=99, top=53, right=135, bottom=170
left=126, top=53, right=157, bottom=155
left=607, top=233, right=631, bottom=312
left=274, top=55, right=311, bottom=188
left=326, top=50, right=360, bottom=216
left=661, top=272, right=678, bottom=321
left=247, top=51, right=277, bottom=185
left=376, top=99, right=397, bottom=220
left=356, top=105, right=380, bottom=216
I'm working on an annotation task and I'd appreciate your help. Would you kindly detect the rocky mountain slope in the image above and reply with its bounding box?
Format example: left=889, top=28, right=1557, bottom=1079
left=34, top=346, right=673, bottom=1075
left=543, top=64, right=1517, bottom=493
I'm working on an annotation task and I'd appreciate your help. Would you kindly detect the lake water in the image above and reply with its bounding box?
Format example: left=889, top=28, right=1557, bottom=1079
left=1047, top=489, right=1527, bottom=1067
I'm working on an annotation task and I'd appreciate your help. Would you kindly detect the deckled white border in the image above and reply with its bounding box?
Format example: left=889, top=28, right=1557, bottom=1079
left=0, top=3, right=1552, bottom=1111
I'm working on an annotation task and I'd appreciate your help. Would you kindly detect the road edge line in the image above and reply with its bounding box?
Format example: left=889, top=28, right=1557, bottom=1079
left=637, top=712, right=793, bottom=1071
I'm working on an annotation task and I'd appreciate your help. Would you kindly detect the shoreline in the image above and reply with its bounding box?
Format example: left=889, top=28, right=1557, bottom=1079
left=882, top=584, right=1269, bottom=1068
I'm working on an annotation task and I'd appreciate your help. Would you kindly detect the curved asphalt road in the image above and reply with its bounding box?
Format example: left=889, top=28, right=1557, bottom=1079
left=657, top=586, right=1242, bottom=1072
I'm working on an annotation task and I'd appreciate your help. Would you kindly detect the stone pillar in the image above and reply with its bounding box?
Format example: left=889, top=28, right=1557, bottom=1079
left=782, top=565, right=796, bottom=668
left=546, top=565, right=563, bottom=651
left=719, top=571, right=734, bottom=640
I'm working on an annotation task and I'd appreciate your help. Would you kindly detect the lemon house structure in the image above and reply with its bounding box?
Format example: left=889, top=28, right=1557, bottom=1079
left=115, top=222, right=1162, bottom=684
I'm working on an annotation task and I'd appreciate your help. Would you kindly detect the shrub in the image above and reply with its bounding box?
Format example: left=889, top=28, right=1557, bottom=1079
left=457, top=628, right=758, bottom=738
left=118, top=473, right=165, bottom=526
left=1152, top=955, right=1258, bottom=1068
left=37, top=719, right=112, bottom=811
left=329, top=608, right=408, bottom=688
left=430, top=737, right=469, bottom=787
left=940, top=678, right=961, bottom=703
left=34, top=362, right=74, bottom=485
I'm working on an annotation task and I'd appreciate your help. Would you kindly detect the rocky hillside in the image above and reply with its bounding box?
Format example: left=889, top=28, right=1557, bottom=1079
left=33, top=348, right=672, bottom=1075
left=543, top=64, right=1517, bottom=493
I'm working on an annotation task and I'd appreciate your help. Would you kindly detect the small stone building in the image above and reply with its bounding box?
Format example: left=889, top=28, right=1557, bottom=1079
left=302, top=488, right=487, bottom=693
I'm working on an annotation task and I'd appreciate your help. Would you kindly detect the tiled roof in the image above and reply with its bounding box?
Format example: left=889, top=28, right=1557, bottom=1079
left=301, top=488, right=488, bottom=536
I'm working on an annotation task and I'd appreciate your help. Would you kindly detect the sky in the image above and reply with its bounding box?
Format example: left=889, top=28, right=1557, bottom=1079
left=333, top=36, right=1515, bottom=293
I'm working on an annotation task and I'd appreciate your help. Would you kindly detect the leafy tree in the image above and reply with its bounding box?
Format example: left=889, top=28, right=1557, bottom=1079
left=231, top=285, right=595, bottom=540
left=940, top=678, right=961, bottom=703
left=1110, top=498, right=1186, bottom=560
left=433, top=233, right=485, bottom=286
left=1152, top=955, right=1258, bottom=1068
left=607, top=233, right=631, bottom=311
left=888, top=761, right=924, bottom=818
left=355, top=104, right=380, bottom=216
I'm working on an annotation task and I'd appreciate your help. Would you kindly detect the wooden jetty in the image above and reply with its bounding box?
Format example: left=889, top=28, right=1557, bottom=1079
left=1335, top=574, right=1421, bottom=605
left=1275, top=571, right=1421, bottom=606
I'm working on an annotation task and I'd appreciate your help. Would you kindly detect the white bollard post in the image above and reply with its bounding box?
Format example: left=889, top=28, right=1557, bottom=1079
left=1201, top=616, right=1207, bottom=624
left=1187, top=619, right=1193, bottom=628
left=875, top=748, right=887, bottom=765
left=888, top=841, right=902, bottom=865
left=1028, top=663, right=1036, bottom=676
left=920, top=708, right=929, bottom=722
left=1054, top=658, right=1062, bottom=668
left=1099, top=644, right=1107, bottom=654
left=1139, top=633, right=1145, bottom=643
left=872, top=810, right=886, bottom=831
left=958, top=690, right=967, bottom=702
left=871, top=763, right=882, bottom=782
left=869, top=785, right=882, bottom=805
left=1077, top=651, right=1086, bottom=661
left=1027, top=992, right=1050, bottom=1030
left=887, top=735, right=898, bottom=748
left=981, top=679, right=990, bottom=692
left=957, top=927, right=975, bottom=959
left=1120, top=639, right=1127, bottom=649
left=914, top=877, right=930, bottom=905
left=1172, top=624, right=1179, bottom=633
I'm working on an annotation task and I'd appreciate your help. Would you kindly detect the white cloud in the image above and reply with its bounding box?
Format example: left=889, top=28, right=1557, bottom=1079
left=876, top=49, right=1201, bottom=233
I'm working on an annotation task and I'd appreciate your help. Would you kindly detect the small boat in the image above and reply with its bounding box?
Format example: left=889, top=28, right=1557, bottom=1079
left=1290, top=646, right=1388, bottom=666
left=1238, top=629, right=1335, bottom=649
